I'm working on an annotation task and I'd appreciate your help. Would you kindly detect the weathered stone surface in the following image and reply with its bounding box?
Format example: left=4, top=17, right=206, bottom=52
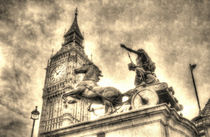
left=40, top=104, right=198, bottom=137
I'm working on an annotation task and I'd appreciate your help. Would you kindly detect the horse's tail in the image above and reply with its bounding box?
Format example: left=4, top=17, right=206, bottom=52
left=102, top=87, right=122, bottom=106
left=111, top=93, right=124, bottom=106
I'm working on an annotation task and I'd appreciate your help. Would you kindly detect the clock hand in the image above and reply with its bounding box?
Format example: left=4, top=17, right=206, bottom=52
left=56, top=70, right=61, bottom=75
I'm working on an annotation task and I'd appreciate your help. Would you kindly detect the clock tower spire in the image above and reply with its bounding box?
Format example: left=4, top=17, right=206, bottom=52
left=63, top=8, right=84, bottom=48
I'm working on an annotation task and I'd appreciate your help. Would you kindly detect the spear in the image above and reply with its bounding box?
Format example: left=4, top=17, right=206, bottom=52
left=120, top=43, right=134, bottom=64
left=127, top=52, right=134, bottom=64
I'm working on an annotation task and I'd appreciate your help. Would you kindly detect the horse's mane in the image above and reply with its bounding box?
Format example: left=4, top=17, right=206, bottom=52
left=87, top=62, right=102, bottom=77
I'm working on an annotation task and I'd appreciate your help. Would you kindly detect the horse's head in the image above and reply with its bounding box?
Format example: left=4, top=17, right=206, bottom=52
left=74, top=62, right=103, bottom=82
left=74, top=63, right=89, bottom=74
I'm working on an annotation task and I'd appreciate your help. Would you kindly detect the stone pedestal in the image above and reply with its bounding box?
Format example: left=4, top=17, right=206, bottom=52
left=40, top=104, right=198, bottom=137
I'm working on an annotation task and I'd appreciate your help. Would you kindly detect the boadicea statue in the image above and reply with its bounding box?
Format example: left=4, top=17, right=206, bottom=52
left=62, top=44, right=183, bottom=115
left=120, top=44, right=158, bottom=87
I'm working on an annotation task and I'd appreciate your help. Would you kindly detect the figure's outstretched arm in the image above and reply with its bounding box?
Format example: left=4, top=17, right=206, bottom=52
left=120, top=44, right=139, bottom=55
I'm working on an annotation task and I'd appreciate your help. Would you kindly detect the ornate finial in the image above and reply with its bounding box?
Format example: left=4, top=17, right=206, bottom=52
left=75, top=8, right=78, bottom=16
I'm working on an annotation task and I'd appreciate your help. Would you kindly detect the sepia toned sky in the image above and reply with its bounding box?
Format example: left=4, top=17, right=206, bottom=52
left=0, top=0, right=210, bottom=136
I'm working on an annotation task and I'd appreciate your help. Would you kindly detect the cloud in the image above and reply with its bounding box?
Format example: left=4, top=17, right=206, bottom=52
left=0, top=105, right=30, bottom=137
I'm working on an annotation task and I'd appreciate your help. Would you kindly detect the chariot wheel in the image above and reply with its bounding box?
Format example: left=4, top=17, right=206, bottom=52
left=131, top=88, right=159, bottom=110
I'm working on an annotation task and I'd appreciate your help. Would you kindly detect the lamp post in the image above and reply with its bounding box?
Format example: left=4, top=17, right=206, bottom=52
left=189, top=64, right=201, bottom=114
left=31, top=106, right=40, bottom=137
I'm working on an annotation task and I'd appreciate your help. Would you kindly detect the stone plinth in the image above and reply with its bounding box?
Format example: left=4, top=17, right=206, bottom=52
left=40, top=104, right=198, bottom=137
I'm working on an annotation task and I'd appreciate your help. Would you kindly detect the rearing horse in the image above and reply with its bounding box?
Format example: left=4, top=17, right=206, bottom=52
left=62, top=62, right=123, bottom=114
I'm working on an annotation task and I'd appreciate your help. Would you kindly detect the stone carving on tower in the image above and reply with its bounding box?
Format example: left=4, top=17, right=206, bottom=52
left=39, top=9, right=92, bottom=134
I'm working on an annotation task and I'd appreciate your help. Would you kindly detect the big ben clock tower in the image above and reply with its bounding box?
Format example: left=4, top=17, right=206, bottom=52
left=39, top=9, right=91, bottom=135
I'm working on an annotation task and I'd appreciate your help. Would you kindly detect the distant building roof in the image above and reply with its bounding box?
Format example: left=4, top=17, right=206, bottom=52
left=192, top=99, right=210, bottom=136
left=201, top=99, right=210, bottom=116
left=192, top=99, right=210, bottom=122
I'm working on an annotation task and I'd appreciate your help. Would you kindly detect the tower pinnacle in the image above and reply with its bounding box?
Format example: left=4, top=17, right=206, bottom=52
left=75, top=8, right=78, bottom=16
left=63, top=8, right=84, bottom=46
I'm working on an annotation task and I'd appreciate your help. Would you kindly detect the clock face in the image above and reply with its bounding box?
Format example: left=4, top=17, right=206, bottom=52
left=50, top=64, right=66, bottom=83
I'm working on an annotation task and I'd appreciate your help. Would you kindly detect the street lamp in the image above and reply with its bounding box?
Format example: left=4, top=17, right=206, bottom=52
left=31, top=106, right=40, bottom=137
left=189, top=64, right=201, bottom=114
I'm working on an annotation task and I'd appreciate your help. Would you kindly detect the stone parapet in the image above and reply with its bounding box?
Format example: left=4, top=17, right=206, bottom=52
left=40, top=104, right=198, bottom=137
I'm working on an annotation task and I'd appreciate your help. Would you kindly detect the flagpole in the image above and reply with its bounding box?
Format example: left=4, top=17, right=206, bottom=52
left=189, top=64, right=201, bottom=114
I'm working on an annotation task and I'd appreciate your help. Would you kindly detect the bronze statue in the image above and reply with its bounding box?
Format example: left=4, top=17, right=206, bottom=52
left=120, top=44, right=158, bottom=87
left=62, top=62, right=123, bottom=114
left=62, top=49, right=183, bottom=115
left=62, top=62, right=161, bottom=115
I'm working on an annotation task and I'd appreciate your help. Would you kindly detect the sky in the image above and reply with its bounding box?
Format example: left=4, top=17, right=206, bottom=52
left=0, top=0, right=209, bottom=137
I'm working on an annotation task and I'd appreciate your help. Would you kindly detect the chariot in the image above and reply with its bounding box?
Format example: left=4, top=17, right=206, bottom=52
left=125, top=82, right=182, bottom=111
left=62, top=63, right=182, bottom=115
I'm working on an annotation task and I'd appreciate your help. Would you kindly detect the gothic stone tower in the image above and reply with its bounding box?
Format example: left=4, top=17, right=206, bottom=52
left=39, top=9, right=91, bottom=135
